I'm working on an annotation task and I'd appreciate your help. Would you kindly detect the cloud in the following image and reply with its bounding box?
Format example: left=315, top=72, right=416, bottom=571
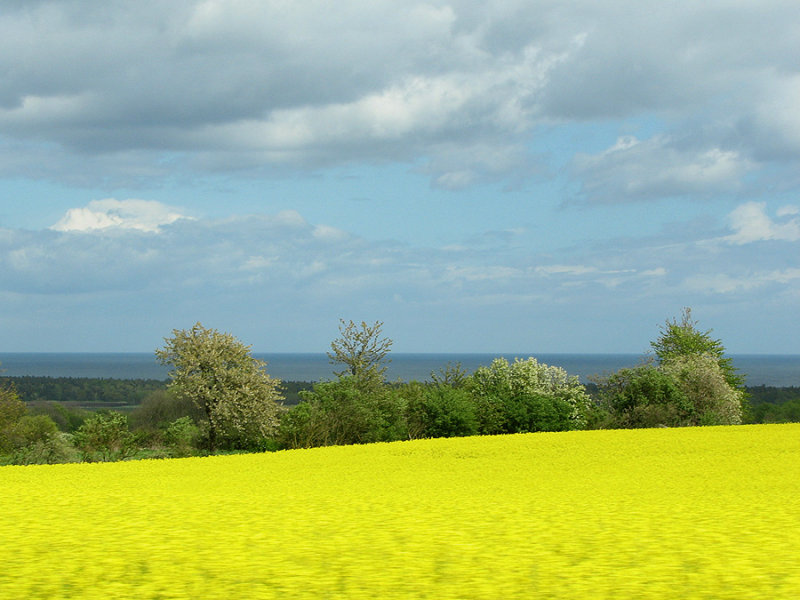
left=1, top=1, right=798, bottom=195
left=725, top=202, right=800, bottom=244
left=572, top=135, right=755, bottom=203
left=2, top=200, right=799, bottom=352
left=51, top=199, right=189, bottom=233
left=683, top=269, right=800, bottom=295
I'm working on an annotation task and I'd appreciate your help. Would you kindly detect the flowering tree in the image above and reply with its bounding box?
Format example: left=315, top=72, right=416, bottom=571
left=156, top=323, right=284, bottom=452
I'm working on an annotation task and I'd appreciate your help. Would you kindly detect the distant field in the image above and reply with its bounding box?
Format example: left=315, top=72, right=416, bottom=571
left=1, top=425, right=798, bottom=599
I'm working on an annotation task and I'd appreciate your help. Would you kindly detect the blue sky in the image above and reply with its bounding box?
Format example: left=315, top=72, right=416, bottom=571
left=1, top=1, right=799, bottom=354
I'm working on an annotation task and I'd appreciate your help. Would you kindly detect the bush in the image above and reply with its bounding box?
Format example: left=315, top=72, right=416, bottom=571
left=9, top=432, right=78, bottom=465
left=594, top=363, right=692, bottom=428
left=0, top=384, right=25, bottom=454
left=595, top=355, right=744, bottom=428
left=163, top=416, right=200, bottom=457
left=73, top=412, right=137, bottom=462
left=661, top=354, right=743, bottom=425
left=129, top=390, right=202, bottom=433
left=467, top=358, right=590, bottom=434
left=403, top=382, right=478, bottom=439
left=26, top=402, right=89, bottom=433
left=278, top=377, right=406, bottom=448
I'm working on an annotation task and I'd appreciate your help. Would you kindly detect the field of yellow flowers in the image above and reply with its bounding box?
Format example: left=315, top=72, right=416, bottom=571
left=1, top=424, right=798, bottom=598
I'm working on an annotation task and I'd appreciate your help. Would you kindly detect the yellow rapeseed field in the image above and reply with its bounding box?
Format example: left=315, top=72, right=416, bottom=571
left=1, top=424, right=799, bottom=599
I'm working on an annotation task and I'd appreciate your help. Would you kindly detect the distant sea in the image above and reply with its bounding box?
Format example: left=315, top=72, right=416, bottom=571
left=1, top=353, right=799, bottom=386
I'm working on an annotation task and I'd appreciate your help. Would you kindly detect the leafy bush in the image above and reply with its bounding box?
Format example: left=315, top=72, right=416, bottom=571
left=404, top=382, right=478, bottom=439
left=0, top=383, right=25, bottom=454
left=9, top=431, right=78, bottom=465
left=129, top=390, right=202, bottom=433
left=73, top=411, right=137, bottom=462
left=661, top=354, right=743, bottom=425
left=593, top=363, right=692, bottom=428
left=467, top=357, right=590, bottom=434
left=595, top=355, right=744, bottom=428
left=26, top=401, right=89, bottom=433
left=163, top=416, right=200, bottom=457
left=279, top=377, right=406, bottom=448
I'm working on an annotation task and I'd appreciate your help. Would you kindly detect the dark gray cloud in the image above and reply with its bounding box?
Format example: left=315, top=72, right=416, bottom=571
left=2, top=1, right=798, bottom=196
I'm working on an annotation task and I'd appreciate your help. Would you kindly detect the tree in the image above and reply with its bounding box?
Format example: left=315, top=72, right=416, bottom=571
left=163, top=416, right=200, bottom=458
left=0, top=382, right=25, bottom=455
left=156, top=323, right=284, bottom=452
left=594, top=310, right=746, bottom=428
left=651, top=307, right=744, bottom=389
left=467, top=357, right=590, bottom=434
left=327, top=319, right=393, bottom=384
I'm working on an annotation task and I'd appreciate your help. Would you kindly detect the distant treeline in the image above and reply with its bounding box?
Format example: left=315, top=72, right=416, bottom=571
left=746, top=385, right=800, bottom=423
left=1, top=376, right=313, bottom=408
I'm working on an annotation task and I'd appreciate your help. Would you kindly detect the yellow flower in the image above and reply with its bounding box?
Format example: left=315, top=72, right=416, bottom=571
left=1, top=424, right=798, bottom=598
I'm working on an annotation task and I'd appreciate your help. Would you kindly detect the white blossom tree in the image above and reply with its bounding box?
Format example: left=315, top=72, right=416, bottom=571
left=156, top=323, right=283, bottom=452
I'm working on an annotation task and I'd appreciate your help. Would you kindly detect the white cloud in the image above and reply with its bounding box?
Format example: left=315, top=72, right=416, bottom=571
left=51, top=199, right=188, bottom=233
left=572, top=135, right=755, bottom=203
left=312, top=224, right=349, bottom=242
left=725, top=202, right=800, bottom=244
left=534, top=265, right=598, bottom=276
left=683, top=269, right=800, bottom=295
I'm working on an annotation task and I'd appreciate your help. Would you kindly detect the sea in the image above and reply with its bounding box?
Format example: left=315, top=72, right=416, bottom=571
left=1, top=353, right=799, bottom=386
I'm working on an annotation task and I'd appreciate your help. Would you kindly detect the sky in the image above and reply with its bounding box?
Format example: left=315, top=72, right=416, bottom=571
left=1, top=0, right=799, bottom=355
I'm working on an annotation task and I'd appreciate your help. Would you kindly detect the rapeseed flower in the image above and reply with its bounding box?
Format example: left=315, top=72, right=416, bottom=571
left=0, top=424, right=798, bottom=598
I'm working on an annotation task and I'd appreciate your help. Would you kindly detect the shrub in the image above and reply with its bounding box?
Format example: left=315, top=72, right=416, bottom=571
left=404, top=382, right=478, bottom=439
left=73, top=411, right=137, bottom=462
left=594, top=363, right=692, bottom=428
left=661, top=354, right=743, bottom=425
left=10, top=432, right=78, bottom=465
left=278, top=377, right=406, bottom=448
left=163, top=416, right=200, bottom=457
left=467, top=357, right=590, bottom=434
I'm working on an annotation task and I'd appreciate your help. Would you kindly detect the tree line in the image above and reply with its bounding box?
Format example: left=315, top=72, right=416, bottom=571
left=1, top=309, right=798, bottom=465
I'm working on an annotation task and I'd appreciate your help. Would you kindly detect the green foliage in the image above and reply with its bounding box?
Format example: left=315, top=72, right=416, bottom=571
left=11, top=414, right=59, bottom=446
left=430, top=362, right=469, bottom=389
left=279, top=377, right=406, bottom=448
left=593, top=363, right=693, bottom=428
left=467, top=357, right=590, bottom=434
left=661, top=354, right=743, bottom=425
left=156, top=322, right=284, bottom=452
left=651, top=308, right=744, bottom=389
left=163, top=416, right=200, bottom=457
left=26, top=401, right=89, bottom=432
left=403, top=382, right=478, bottom=439
left=591, top=309, right=748, bottom=429
left=73, top=411, right=137, bottom=462
left=278, top=381, right=314, bottom=406
left=595, top=355, right=744, bottom=429
left=129, top=389, right=202, bottom=433
left=6, top=415, right=78, bottom=465
left=327, top=319, right=393, bottom=383
left=0, top=383, right=25, bottom=454
left=2, top=376, right=166, bottom=407
left=745, top=386, right=800, bottom=423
